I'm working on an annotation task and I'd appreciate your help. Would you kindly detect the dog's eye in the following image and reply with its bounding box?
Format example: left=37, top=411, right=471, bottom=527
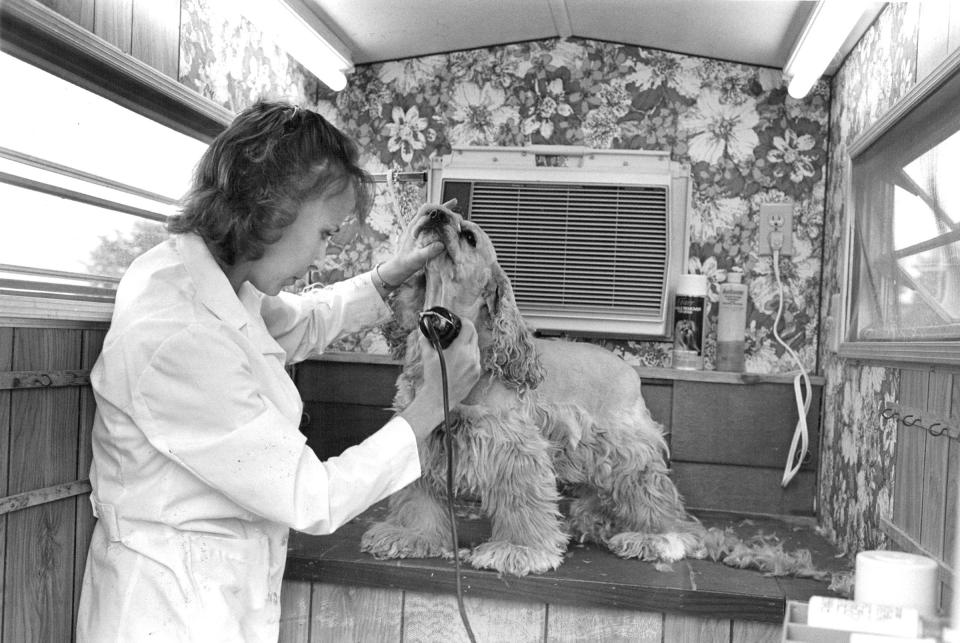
left=461, top=230, right=477, bottom=247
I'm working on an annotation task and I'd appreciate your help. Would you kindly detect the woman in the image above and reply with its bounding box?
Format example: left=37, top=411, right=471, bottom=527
left=77, top=101, right=482, bottom=641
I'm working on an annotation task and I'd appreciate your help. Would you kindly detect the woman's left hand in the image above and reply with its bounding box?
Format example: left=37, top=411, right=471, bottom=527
left=375, top=199, right=456, bottom=289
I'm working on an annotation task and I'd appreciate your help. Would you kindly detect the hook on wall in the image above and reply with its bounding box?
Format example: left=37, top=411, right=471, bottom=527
left=880, top=406, right=957, bottom=439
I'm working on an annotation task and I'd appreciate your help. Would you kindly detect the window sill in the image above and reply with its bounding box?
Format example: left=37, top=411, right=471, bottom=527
left=308, top=351, right=825, bottom=386
left=839, top=340, right=960, bottom=367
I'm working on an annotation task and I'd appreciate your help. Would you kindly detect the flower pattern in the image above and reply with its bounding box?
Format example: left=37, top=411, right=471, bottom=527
left=180, top=8, right=830, bottom=376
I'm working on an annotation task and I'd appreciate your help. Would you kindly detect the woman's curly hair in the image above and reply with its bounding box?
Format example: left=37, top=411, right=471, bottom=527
left=168, top=100, right=374, bottom=266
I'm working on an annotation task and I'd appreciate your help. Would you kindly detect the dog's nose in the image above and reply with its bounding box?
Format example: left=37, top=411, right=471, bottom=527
left=427, top=208, right=446, bottom=227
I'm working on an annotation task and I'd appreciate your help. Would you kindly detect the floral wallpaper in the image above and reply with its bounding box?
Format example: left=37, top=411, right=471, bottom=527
left=179, top=0, right=831, bottom=374
left=817, top=2, right=919, bottom=555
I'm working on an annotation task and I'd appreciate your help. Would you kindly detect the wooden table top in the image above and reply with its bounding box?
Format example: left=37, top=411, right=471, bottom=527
left=285, top=502, right=847, bottom=624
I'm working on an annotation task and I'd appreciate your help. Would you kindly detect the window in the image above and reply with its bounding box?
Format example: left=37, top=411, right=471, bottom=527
left=844, top=55, right=960, bottom=364
left=0, top=51, right=208, bottom=321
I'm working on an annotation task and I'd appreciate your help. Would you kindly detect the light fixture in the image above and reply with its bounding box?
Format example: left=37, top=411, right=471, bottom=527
left=234, top=0, right=352, bottom=91
left=783, top=0, right=867, bottom=99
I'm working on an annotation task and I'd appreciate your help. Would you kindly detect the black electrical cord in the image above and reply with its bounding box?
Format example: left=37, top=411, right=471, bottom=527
left=424, top=324, right=477, bottom=643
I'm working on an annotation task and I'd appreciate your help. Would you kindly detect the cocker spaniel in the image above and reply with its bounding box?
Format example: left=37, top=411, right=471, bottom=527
left=361, top=202, right=703, bottom=576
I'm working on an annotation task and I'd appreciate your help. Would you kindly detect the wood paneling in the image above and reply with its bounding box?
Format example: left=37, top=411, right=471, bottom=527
left=73, top=329, right=104, bottom=628
left=309, top=584, right=402, bottom=642
left=671, top=381, right=821, bottom=469
left=917, top=1, right=952, bottom=80
left=278, top=580, right=311, bottom=643
left=921, top=372, right=953, bottom=558
left=130, top=0, right=179, bottom=79
left=4, top=328, right=81, bottom=643
left=672, top=462, right=816, bottom=516
left=405, top=591, right=544, bottom=643
left=0, top=328, right=12, bottom=638
left=663, top=614, right=730, bottom=643
left=731, top=620, right=781, bottom=643
left=894, top=370, right=930, bottom=539
left=547, top=605, right=662, bottom=642
left=93, top=0, right=133, bottom=53
left=35, top=0, right=93, bottom=29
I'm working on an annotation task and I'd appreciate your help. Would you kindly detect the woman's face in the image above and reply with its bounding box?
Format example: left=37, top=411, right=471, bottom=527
left=243, top=185, right=356, bottom=296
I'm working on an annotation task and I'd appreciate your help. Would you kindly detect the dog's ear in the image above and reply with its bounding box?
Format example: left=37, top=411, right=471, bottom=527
left=484, top=265, right=545, bottom=393
left=382, top=272, right=426, bottom=360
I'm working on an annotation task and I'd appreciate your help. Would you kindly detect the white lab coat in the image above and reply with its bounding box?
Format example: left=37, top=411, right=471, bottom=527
left=76, top=233, right=420, bottom=642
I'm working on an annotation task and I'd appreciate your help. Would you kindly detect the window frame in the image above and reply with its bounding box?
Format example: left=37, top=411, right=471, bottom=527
left=839, top=47, right=960, bottom=367
left=0, top=0, right=233, bottom=325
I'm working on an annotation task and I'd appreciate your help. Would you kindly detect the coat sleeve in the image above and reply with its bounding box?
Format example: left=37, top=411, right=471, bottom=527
left=259, top=271, right=392, bottom=364
left=130, top=324, right=420, bottom=534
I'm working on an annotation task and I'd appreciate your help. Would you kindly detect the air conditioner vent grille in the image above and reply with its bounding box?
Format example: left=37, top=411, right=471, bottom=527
left=468, top=182, right=668, bottom=315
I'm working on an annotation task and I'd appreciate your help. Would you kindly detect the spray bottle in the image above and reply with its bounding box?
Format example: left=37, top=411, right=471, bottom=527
left=672, top=273, right=708, bottom=370
left=716, top=268, right=747, bottom=372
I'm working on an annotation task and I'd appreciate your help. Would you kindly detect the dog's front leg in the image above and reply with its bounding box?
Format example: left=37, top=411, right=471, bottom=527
left=360, top=478, right=453, bottom=560
left=464, top=413, right=569, bottom=576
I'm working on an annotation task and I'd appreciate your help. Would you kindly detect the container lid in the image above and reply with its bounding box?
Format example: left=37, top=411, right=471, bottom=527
left=727, top=268, right=743, bottom=284
left=677, top=273, right=708, bottom=295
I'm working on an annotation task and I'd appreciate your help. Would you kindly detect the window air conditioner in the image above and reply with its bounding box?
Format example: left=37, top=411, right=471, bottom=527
left=428, top=145, right=690, bottom=338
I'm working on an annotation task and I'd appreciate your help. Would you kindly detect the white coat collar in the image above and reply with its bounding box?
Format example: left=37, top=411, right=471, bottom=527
left=176, top=233, right=251, bottom=331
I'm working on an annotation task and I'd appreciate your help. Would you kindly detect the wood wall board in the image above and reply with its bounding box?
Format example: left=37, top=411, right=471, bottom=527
left=278, top=580, right=311, bottom=643
left=731, top=619, right=781, bottom=643
left=921, top=371, right=953, bottom=558
left=662, top=613, right=730, bottom=643
left=404, top=590, right=545, bottom=643
left=641, top=381, right=672, bottom=439
left=671, top=462, right=816, bottom=516
left=4, top=328, right=81, bottom=643
left=73, top=329, right=104, bottom=627
left=950, top=3, right=960, bottom=55
left=300, top=401, right=394, bottom=459
left=129, top=0, right=179, bottom=79
left=295, top=361, right=401, bottom=405
left=546, top=603, right=662, bottom=642
left=0, top=327, right=12, bottom=638
left=670, top=381, right=821, bottom=469
left=0, top=0, right=231, bottom=141
left=917, top=0, right=952, bottom=80
left=93, top=0, right=133, bottom=53
left=894, top=369, right=930, bottom=540
left=308, top=584, right=402, bottom=643
left=35, top=0, right=93, bottom=29
left=945, top=437, right=960, bottom=571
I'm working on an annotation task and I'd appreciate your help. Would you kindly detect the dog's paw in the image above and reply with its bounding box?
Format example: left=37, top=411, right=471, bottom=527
left=606, top=531, right=694, bottom=563
left=360, top=522, right=449, bottom=560
left=467, top=541, right=563, bottom=576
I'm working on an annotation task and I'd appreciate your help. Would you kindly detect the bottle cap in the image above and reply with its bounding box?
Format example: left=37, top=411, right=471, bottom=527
left=727, top=268, right=743, bottom=284
left=677, top=273, right=708, bottom=295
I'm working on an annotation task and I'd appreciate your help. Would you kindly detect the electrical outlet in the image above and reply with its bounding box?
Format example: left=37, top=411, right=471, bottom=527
left=758, top=202, right=794, bottom=256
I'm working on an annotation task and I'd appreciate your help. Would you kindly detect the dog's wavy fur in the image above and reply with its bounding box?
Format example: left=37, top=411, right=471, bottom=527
left=361, top=203, right=704, bottom=576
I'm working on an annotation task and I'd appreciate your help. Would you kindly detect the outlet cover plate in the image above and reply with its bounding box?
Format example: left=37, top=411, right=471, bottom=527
left=758, top=202, right=794, bottom=256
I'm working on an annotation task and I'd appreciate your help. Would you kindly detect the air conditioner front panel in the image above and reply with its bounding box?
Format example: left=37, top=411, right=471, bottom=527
left=431, top=146, right=689, bottom=339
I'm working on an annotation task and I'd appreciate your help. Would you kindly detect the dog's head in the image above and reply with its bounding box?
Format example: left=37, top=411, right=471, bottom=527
left=397, top=203, right=544, bottom=393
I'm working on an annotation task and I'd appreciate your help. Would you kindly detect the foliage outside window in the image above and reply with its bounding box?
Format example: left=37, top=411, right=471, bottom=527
left=846, top=57, right=960, bottom=363
left=0, top=51, right=207, bottom=320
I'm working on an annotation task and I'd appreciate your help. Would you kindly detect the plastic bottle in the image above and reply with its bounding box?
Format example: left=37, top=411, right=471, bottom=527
left=672, top=273, right=708, bottom=370
left=716, top=268, right=747, bottom=372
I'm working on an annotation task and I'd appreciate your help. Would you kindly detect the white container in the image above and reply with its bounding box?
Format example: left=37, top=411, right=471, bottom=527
left=716, top=268, right=747, bottom=372
left=854, top=551, right=938, bottom=619
left=672, top=273, right=707, bottom=370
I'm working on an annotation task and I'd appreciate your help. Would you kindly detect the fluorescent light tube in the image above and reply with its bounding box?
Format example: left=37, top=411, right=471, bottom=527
left=234, top=0, right=352, bottom=91
left=783, top=0, right=867, bottom=99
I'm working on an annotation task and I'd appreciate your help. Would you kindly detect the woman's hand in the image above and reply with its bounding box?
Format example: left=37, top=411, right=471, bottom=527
left=398, top=318, right=483, bottom=442
left=374, top=199, right=457, bottom=290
